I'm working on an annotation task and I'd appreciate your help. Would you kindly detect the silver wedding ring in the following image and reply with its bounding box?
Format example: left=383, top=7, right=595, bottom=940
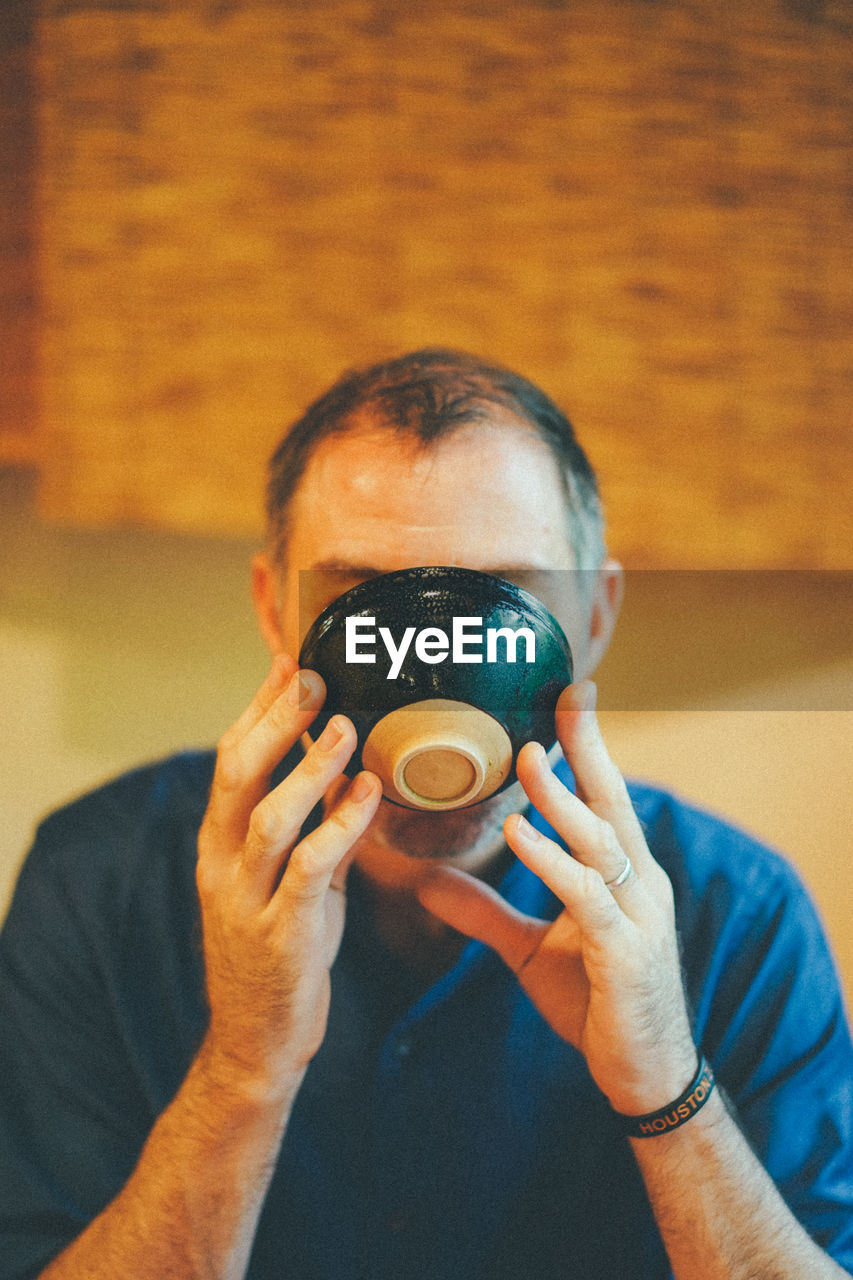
left=604, top=851, right=633, bottom=891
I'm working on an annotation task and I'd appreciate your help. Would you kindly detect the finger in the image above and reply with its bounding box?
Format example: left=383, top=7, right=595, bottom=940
left=224, top=654, right=297, bottom=745
left=207, top=667, right=326, bottom=845
left=504, top=811, right=637, bottom=939
left=276, top=770, right=382, bottom=908
left=554, top=681, right=653, bottom=871
left=322, top=771, right=352, bottom=830
left=241, top=715, right=359, bottom=901
left=416, top=867, right=548, bottom=974
left=515, top=741, right=648, bottom=906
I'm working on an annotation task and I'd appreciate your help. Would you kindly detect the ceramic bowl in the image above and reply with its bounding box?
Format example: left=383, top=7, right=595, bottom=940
left=298, top=566, right=573, bottom=810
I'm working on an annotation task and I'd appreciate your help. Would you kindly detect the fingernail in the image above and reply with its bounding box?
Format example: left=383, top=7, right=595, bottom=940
left=288, top=671, right=315, bottom=706
left=350, top=772, right=375, bottom=803
left=515, top=814, right=540, bottom=842
left=316, top=716, right=345, bottom=751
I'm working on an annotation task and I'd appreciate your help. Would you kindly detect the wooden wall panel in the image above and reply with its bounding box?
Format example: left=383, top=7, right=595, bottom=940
left=0, top=1, right=38, bottom=464
left=33, top=0, right=853, bottom=565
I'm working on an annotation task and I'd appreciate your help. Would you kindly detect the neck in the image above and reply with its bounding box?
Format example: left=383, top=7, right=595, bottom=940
left=346, top=811, right=516, bottom=978
left=356, top=875, right=469, bottom=983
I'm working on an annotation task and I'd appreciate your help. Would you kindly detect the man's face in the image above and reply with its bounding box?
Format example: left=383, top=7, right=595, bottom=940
left=266, top=411, right=606, bottom=875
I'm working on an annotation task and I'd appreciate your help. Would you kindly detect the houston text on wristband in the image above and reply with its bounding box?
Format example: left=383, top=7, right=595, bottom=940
left=615, top=1054, right=716, bottom=1139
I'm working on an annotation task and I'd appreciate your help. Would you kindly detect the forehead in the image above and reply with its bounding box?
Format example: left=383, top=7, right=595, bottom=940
left=284, top=415, right=576, bottom=576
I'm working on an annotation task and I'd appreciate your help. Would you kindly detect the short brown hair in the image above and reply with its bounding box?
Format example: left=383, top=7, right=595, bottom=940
left=266, top=347, right=606, bottom=569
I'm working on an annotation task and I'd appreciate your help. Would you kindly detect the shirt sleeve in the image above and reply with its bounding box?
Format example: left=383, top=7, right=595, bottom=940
left=655, top=792, right=853, bottom=1269
left=0, top=815, right=163, bottom=1279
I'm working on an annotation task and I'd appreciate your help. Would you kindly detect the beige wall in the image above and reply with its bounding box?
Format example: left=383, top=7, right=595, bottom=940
left=0, top=467, right=268, bottom=919
left=1, top=466, right=851, bottom=1004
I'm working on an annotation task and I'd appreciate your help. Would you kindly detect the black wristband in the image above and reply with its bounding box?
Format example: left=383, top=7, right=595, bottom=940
left=614, top=1054, right=715, bottom=1139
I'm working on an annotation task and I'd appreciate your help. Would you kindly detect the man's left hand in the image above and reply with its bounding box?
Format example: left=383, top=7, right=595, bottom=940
left=417, top=680, right=698, bottom=1116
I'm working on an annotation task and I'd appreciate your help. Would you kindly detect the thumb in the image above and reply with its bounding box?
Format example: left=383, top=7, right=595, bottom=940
left=417, top=867, right=547, bottom=974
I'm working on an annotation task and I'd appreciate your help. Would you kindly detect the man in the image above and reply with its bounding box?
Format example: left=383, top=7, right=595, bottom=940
left=1, top=348, right=851, bottom=1279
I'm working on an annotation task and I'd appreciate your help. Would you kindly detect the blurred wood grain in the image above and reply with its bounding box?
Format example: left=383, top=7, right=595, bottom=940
left=12, top=1, right=853, bottom=563
left=0, top=1, right=39, bottom=465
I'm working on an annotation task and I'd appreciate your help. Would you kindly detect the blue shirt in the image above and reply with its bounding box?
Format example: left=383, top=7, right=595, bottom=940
left=1, top=750, right=852, bottom=1279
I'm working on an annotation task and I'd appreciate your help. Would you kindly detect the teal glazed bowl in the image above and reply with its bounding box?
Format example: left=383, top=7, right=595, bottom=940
left=298, top=566, right=573, bottom=811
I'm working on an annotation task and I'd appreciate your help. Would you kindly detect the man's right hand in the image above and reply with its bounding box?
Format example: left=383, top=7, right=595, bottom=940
left=39, top=657, right=381, bottom=1280
left=196, top=654, right=382, bottom=1103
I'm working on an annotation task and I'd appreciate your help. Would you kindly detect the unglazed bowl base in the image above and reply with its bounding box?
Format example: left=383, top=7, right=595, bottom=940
left=361, top=698, right=513, bottom=810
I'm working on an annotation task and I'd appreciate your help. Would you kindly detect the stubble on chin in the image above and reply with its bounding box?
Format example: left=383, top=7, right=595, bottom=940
left=364, top=780, right=527, bottom=866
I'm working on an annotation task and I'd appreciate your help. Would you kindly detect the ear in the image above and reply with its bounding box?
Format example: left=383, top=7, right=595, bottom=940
left=578, top=558, right=623, bottom=678
left=251, top=552, right=286, bottom=656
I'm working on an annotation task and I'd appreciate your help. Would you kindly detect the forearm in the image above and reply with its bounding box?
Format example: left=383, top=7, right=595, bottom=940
left=631, top=1088, right=847, bottom=1280
left=40, top=1040, right=301, bottom=1280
